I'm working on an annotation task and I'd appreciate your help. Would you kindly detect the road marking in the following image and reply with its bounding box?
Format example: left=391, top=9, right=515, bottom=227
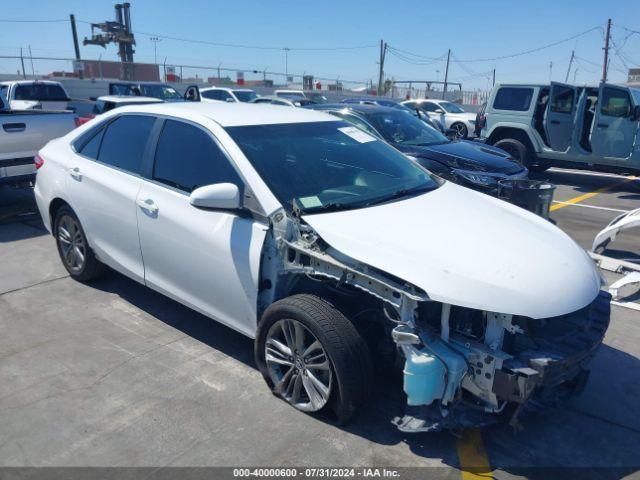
left=551, top=201, right=628, bottom=213
left=550, top=176, right=637, bottom=212
left=456, top=428, right=492, bottom=480
left=548, top=168, right=632, bottom=180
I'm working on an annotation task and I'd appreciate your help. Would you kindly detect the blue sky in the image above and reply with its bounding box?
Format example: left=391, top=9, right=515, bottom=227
left=1, top=0, right=639, bottom=89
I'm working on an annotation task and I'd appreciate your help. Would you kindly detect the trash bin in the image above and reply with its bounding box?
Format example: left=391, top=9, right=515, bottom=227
left=498, top=179, right=556, bottom=219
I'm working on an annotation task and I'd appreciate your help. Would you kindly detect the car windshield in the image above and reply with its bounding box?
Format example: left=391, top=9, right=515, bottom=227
left=363, top=110, right=449, bottom=146
left=14, top=83, right=68, bottom=101
left=225, top=121, right=440, bottom=214
left=440, top=101, right=465, bottom=113
left=141, top=85, right=182, bottom=100
left=234, top=91, right=258, bottom=102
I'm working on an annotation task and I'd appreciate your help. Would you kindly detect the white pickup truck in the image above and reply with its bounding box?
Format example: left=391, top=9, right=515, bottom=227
left=0, top=80, right=71, bottom=111
left=0, top=94, right=77, bottom=187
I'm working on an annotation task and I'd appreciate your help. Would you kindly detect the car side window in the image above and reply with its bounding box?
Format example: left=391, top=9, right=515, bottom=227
left=421, top=102, right=439, bottom=112
left=79, top=128, right=105, bottom=159
left=550, top=86, right=574, bottom=114
left=202, top=90, right=221, bottom=100
left=601, top=88, right=631, bottom=118
left=493, top=87, right=534, bottom=111
left=97, top=115, right=155, bottom=174
left=218, top=90, right=233, bottom=101
left=153, top=120, right=241, bottom=193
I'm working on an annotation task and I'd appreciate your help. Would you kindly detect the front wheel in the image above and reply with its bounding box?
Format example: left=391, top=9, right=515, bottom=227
left=255, top=294, right=372, bottom=422
left=494, top=138, right=530, bottom=167
left=451, top=122, right=468, bottom=139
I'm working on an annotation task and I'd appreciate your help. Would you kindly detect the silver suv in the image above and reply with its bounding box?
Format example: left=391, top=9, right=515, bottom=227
left=481, top=82, right=640, bottom=173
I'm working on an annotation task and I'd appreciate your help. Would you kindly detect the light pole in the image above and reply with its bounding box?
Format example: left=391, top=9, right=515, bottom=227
left=150, top=36, right=161, bottom=65
left=283, top=47, right=290, bottom=84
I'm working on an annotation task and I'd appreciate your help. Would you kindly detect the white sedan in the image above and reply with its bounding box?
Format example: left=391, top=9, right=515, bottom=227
left=402, top=98, right=477, bottom=139
left=34, top=102, right=607, bottom=431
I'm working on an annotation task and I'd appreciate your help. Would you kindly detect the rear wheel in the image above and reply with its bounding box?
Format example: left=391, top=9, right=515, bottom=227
left=451, top=122, right=468, bottom=139
left=494, top=138, right=531, bottom=167
left=54, top=206, right=104, bottom=281
left=255, top=294, right=372, bottom=422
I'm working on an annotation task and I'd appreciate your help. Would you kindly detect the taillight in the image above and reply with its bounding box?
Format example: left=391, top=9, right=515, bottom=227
left=74, top=116, right=82, bottom=127
left=34, top=154, right=44, bottom=169
left=75, top=115, right=94, bottom=127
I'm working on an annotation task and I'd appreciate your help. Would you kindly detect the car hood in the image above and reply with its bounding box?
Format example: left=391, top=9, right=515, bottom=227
left=302, top=182, right=601, bottom=319
left=400, top=140, right=524, bottom=174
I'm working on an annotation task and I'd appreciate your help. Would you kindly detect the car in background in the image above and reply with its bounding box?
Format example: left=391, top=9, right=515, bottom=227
left=308, top=103, right=527, bottom=195
left=401, top=98, right=477, bottom=139
left=274, top=89, right=306, bottom=99
left=305, top=92, right=328, bottom=103
left=252, top=96, right=317, bottom=107
left=0, top=94, right=76, bottom=186
left=341, top=97, right=445, bottom=132
left=482, top=82, right=640, bottom=174
left=0, top=80, right=71, bottom=111
left=200, top=87, right=258, bottom=103
left=76, top=95, right=164, bottom=126
left=109, top=82, right=184, bottom=102
left=33, top=101, right=609, bottom=433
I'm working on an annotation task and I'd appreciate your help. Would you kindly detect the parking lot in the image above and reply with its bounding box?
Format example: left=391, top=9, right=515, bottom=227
left=0, top=169, right=639, bottom=479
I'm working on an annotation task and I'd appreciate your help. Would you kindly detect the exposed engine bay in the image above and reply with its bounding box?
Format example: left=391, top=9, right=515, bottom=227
left=258, top=209, right=611, bottom=432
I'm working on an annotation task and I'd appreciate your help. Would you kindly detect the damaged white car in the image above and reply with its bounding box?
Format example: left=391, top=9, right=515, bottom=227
left=34, top=102, right=610, bottom=431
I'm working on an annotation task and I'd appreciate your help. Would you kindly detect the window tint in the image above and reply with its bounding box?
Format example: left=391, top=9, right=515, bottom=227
left=80, top=129, right=105, bottom=159
left=98, top=115, right=155, bottom=173
left=14, top=83, right=68, bottom=101
left=601, top=88, right=631, bottom=117
left=420, top=102, right=439, bottom=112
left=153, top=120, right=241, bottom=192
left=550, top=86, right=575, bottom=113
left=493, top=87, right=534, bottom=111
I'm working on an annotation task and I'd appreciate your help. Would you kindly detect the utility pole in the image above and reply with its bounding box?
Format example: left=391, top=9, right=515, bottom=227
left=565, top=50, right=575, bottom=83
left=602, top=18, right=611, bottom=82
left=549, top=61, right=553, bottom=81
left=377, top=40, right=386, bottom=96
left=28, top=45, right=35, bottom=78
left=442, top=49, right=451, bottom=100
left=150, top=36, right=160, bottom=64
left=492, top=68, right=496, bottom=86
left=283, top=47, right=290, bottom=84
left=69, top=14, right=83, bottom=79
left=19, top=47, right=26, bottom=79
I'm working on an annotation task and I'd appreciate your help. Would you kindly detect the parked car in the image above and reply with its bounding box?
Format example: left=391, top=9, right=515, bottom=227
left=402, top=98, right=477, bottom=139
left=305, top=92, right=328, bottom=103
left=274, top=89, right=306, bottom=99
left=200, top=87, right=258, bottom=103
left=481, top=82, right=640, bottom=174
left=34, top=101, right=609, bottom=432
left=251, top=96, right=316, bottom=107
left=308, top=103, right=527, bottom=195
left=0, top=80, right=71, bottom=111
left=108, top=82, right=192, bottom=102
left=340, top=98, right=445, bottom=132
left=0, top=94, right=77, bottom=187
left=76, top=95, right=164, bottom=126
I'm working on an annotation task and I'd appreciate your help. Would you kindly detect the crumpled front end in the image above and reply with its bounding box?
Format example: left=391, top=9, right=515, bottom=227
left=393, top=291, right=611, bottom=432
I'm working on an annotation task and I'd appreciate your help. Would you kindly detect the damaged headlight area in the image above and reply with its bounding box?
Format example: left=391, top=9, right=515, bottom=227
left=393, top=293, right=611, bottom=432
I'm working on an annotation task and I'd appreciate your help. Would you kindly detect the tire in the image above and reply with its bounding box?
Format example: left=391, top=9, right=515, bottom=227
left=255, top=294, right=372, bottom=422
left=451, top=122, right=468, bottom=139
left=53, top=205, right=104, bottom=281
left=494, top=138, right=531, bottom=167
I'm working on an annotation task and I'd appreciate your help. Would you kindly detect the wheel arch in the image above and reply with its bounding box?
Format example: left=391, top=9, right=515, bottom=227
left=486, top=125, right=540, bottom=153
left=48, top=197, right=73, bottom=231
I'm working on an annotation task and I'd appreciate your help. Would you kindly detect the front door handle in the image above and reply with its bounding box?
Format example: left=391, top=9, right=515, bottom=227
left=68, top=167, right=82, bottom=180
left=137, top=198, right=159, bottom=214
left=2, top=122, right=26, bottom=133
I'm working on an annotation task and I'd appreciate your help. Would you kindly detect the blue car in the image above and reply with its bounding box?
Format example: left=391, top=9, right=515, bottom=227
left=307, top=103, right=528, bottom=195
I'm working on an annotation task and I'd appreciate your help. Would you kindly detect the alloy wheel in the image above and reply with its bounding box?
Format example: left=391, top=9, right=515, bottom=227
left=265, top=319, right=332, bottom=412
left=453, top=123, right=467, bottom=138
left=57, top=214, right=86, bottom=273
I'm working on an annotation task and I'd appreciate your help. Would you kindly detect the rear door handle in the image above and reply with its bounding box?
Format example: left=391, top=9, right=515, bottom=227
left=137, top=198, right=159, bottom=214
left=3, top=122, right=26, bottom=132
left=68, top=167, right=82, bottom=180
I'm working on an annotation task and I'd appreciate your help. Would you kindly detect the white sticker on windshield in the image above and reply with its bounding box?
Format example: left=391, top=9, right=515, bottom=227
left=298, top=196, right=323, bottom=208
left=338, top=126, right=376, bottom=143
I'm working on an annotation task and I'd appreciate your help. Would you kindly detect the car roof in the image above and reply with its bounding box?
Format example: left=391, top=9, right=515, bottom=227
left=1, top=80, right=63, bottom=86
left=98, top=95, right=163, bottom=103
left=115, top=101, right=337, bottom=127
left=201, top=87, right=255, bottom=92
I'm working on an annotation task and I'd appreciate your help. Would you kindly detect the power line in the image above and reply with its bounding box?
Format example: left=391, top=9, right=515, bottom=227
left=0, top=18, right=69, bottom=23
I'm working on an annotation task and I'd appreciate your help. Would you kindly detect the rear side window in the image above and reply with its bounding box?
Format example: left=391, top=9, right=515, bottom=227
left=14, top=83, right=68, bottom=101
left=80, top=129, right=105, bottom=159
left=493, top=87, right=533, bottom=111
left=420, top=102, right=440, bottom=113
left=153, top=120, right=241, bottom=192
left=550, top=86, right=575, bottom=113
left=98, top=115, right=155, bottom=174
left=601, top=88, right=631, bottom=117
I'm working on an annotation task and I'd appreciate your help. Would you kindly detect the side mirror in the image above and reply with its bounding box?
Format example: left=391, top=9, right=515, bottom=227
left=445, top=128, right=457, bottom=139
left=184, top=85, right=201, bottom=102
left=632, top=105, right=640, bottom=121
left=189, top=183, right=241, bottom=210
left=434, top=108, right=445, bottom=114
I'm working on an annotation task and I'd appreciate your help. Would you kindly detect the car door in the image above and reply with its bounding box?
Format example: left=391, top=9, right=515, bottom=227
left=65, top=114, right=156, bottom=283
left=544, top=82, right=577, bottom=152
left=590, top=84, right=637, bottom=160
left=136, top=118, right=267, bottom=336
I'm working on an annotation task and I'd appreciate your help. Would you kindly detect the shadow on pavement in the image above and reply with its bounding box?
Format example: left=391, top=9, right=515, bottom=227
left=530, top=170, right=640, bottom=195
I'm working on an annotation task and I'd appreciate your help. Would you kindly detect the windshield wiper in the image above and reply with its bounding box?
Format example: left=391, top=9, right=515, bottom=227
left=363, top=184, right=436, bottom=207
